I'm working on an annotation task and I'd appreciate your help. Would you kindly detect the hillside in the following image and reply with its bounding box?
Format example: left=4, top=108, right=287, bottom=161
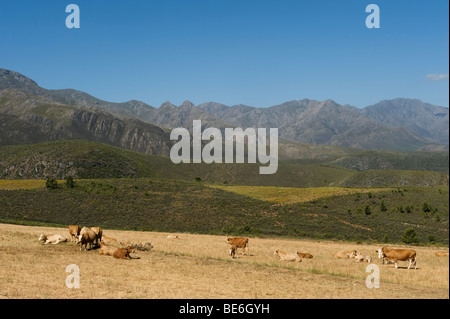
left=0, top=179, right=448, bottom=244
left=1, top=140, right=448, bottom=187
left=0, top=89, right=172, bottom=155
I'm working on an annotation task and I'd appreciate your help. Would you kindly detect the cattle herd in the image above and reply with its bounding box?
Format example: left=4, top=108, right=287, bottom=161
left=37, top=226, right=449, bottom=268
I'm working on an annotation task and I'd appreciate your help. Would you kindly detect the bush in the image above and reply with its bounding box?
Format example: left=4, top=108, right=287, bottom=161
left=65, top=176, right=75, bottom=189
left=401, top=228, right=419, bottom=245
left=46, top=178, right=58, bottom=190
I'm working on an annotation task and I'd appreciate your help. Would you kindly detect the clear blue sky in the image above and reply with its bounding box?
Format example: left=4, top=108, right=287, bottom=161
left=0, top=0, right=448, bottom=108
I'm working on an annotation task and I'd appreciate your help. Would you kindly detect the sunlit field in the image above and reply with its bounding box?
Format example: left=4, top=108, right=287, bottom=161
left=0, top=223, right=447, bottom=299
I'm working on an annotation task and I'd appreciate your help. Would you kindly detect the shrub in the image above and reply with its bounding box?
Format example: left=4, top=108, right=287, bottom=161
left=401, top=228, right=419, bottom=245
left=45, top=178, right=58, bottom=190
left=65, top=176, right=75, bottom=189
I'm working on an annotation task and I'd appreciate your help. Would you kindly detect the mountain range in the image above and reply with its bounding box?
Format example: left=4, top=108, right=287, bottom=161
left=1, top=68, right=448, bottom=155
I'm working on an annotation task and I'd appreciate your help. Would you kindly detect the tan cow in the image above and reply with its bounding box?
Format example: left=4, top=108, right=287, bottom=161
left=39, top=234, right=67, bottom=245
left=435, top=251, right=449, bottom=257
left=227, top=237, right=249, bottom=255
left=334, top=250, right=359, bottom=259
left=167, top=234, right=179, bottom=239
left=113, top=246, right=140, bottom=260
left=78, top=227, right=97, bottom=251
left=296, top=251, right=313, bottom=259
left=90, top=227, right=103, bottom=245
left=377, top=247, right=417, bottom=270
left=102, top=236, right=119, bottom=246
left=274, top=249, right=301, bottom=262
left=68, top=225, right=81, bottom=242
left=353, top=254, right=372, bottom=263
left=98, top=243, right=117, bottom=257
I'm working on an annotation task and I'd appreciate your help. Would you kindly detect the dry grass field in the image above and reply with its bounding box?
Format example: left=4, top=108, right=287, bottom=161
left=209, top=185, right=392, bottom=205
left=0, top=223, right=448, bottom=299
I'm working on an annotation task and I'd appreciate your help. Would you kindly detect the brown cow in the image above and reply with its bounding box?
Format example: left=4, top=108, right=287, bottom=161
left=113, top=246, right=140, bottom=260
left=227, top=237, right=249, bottom=255
left=377, top=247, right=417, bottom=270
left=39, top=234, right=67, bottom=245
left=68, top=225, right=81, bottom=242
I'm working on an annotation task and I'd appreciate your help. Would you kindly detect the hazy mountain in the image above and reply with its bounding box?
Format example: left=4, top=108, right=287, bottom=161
left=362, top=98, right=449, bottom=144
left=1, top=67, right=448, bottom=152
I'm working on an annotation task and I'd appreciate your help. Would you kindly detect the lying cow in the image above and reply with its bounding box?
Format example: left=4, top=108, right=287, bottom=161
left=353, top=254, right=372, bottom=263
left=102, top=236, right=119, bottom=246
left=274, top=249, right=301, bottom=262
left=113, top=246, right=140, bottom=260
left=167, top=234, right=179, bottom=239
left=39, top=234, right=67, bottom=245
left=227, top=237, right=249, bottom=256
left=377, top=247, right=417, bottom=270
left=98, top=243, right=117, bottom=257
left=78, top=227, right=97, bottom=251
left=435, top=251, right=449, bottom=257
left=68, top=225, right=81, bottom=242
left=296, top=251, right=313, bottom=259
left=335, top=250, right=359, bottom=259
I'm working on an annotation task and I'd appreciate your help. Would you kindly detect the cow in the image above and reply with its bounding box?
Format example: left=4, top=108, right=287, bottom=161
left=377, top=247, right=417, bottom=270
left=98, top=243, right=117, bottom=257
left=90, top=227, right=103, bottom=245
left=227, top=237, right=249, bottom=256
left=131, top=242, right=153, bottom=251
left=353, top=254, right=372, bottom=263
left=167, top=234, right=179, bottom=239
left=334, top=250, right=359, bottom=259
left=78, top=227, right=98, bottom=251
left=68, top=225, right=81, bottom=242
left=435, top=251, right=449, bottom=257
left=229, top=245, right=237, bottom=259
left=113, top=246, right=140, bottom=260
left=102, top=236, right=119, bottom=246
left=274, top=249, right=301, bottom=262
left=39, top=234, right=67, bottom=245
left=296, top=251, right=313, bottom=259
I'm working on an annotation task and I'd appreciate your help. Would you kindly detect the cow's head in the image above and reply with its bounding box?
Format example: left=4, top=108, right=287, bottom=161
left=376, top=248, right=383, bottom=259
left=38, top=234, right=46, bottom=242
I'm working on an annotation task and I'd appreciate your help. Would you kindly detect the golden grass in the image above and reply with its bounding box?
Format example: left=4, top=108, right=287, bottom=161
left=209, top=185, right=392, bottom=205
left=0, top=223, right=448, bottom=299
left=0, top=180, right=66, bottom=190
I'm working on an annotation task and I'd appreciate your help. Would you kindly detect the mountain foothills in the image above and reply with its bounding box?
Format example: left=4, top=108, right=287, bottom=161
left=0, top=67, right=449, bottom=183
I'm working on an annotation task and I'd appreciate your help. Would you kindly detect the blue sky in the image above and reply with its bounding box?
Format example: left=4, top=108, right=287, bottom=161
left=0, top=0, right=448, bottom=108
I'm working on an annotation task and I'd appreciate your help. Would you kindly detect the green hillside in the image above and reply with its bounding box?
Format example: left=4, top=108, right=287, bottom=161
left=0, top=178, right=448, bottom=245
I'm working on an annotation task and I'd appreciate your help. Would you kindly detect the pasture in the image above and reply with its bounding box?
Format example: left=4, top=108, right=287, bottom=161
left=0, top=223, right=448, bottom=299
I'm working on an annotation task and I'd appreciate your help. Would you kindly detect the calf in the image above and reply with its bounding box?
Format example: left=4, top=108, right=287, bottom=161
left=68, top=225, right=81, bottom=242
left=113, top=246, right=140, bottom=260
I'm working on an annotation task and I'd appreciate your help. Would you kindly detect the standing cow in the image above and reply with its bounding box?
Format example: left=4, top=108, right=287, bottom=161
left=377, top=247, right=417, bottom=270
left=78, top=227, right=98, bottom=251
left=227, top=237, right=249, bottom=256
left=68, top=225, right=81, bottom=243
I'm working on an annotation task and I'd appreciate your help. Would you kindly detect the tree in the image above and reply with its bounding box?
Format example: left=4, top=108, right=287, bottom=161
left=380, top=200, right=387, bottom=212
left=401, top=228, right=419, bottom=245
left=65, top=176, right=75, bottom=189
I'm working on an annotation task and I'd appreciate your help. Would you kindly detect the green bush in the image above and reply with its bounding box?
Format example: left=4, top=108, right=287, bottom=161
left=401, top=228, right=419, bottom=245
left=46, top=178, right=58, bottom=190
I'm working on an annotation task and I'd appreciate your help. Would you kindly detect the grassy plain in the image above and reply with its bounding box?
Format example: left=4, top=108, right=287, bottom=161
left=0, top=223, right=448, bottom=299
